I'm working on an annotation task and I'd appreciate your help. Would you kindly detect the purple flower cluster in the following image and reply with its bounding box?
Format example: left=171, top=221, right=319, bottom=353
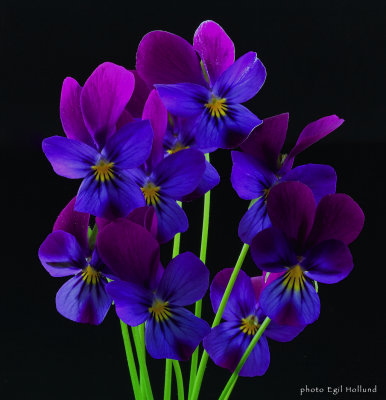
left=39, top=19, right=364, bottom=380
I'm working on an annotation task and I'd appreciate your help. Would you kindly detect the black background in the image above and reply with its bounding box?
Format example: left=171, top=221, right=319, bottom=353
left=3, top=0, right=385, bottom=399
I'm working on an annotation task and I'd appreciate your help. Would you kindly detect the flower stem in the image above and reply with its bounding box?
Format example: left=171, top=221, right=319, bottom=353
left=119, top=320, right=141, bottom=400
left=218, top=317, right=271, bottom=400
left=173, top=361, right=185, bottom=400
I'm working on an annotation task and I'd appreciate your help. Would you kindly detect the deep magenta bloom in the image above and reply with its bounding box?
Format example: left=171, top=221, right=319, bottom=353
left=232, top=113, right=344, bottom=244
left=203, top=269, right=304, bottom=377
left=250, top=182, right=364, bottom=326
left=42, top=62, right=153, bottom=219
left=97, top=220, right=210, bottom=361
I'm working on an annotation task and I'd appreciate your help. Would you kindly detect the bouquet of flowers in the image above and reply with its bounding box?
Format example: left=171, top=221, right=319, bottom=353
left=38, top=20, right=364, bottom=399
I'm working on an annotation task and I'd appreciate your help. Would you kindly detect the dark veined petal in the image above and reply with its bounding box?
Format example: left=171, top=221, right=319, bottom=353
left=106, top=280, right=153, bottom=326
left=212, top=52, right=266, bottom=103
left=302, top=239, right=353, bottom=284
left=157, top=252, right=209, bottom=306
left=53, top=197, right=90, bottom=252
left=203, top=322, right=270, bottom=377
left=240, top=113, right=289, bottom=171
left=264, top=320, right=305, bottom=342
left=210, top=269, right=256, bottom=321
left=193, top=20, right=235, bottom=84
left=42, top=136, right=98, bottom=179
left=145, top=306, right=210, bottom=361
left=80, top=62, right=135, bottom=148
left=56, top=273, right=111, bottom=325
left=38, top=230, right=85, bottom=277
left=126, top=70, right=151, bottom=118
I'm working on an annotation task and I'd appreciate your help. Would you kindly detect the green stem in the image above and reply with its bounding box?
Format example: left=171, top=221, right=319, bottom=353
left=164, top=360, right=172, bottom=400
left=218, top=318, right=271, bottom=400
left=119, top=320, right=141, bottom=400
left=173, top=361, right=185, bottom=400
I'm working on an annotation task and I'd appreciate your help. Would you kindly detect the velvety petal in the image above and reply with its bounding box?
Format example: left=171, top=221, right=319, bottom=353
left=80, top=62, right=135, bottom=148
left=152, top=149, right=205, bottom=198
left=240, top=113, right=289, bottom=171
left=282, top=115, right=344, bottom=171
left=126, top=206, right=158, bottom=237
left=42, top=136, right=98, bottom=179
left=302, top=240, right=353, bottom=284
left=259, top=272, right=320, bottom=326
left=115, top=109, right=134, bottom=131
left=231, top=151, right=276, bottom=200
left=306, top=193, right=365, bottom=247
left=181, top=160, right=220, bottom=202
left=136, top=30, right=206, bottom=87
left=53, top=197, right=89, bottom=252
left=126, top=70, right=151, bottom=118
left=267, top=182, right=316, bottom=247
left=203, top=322, right=270, bottom=377
left=154, top=197, right=188, bottom=244
left=106, top=280, right=153, bottom=326
left=102, top=119, right=153, bottom=169
left=238, top=198, right=271, bottom=245
left=38, top=231, right=85, bottom=277
left=265, top=320, right=305, bottom=342
left=142, top=89, right=167, bottom=169
left=250, top=227, right=298, bottom=272
left=75, top=169, right=145, bottom=219
left=56, top=273, right=111, bottom=325
left=155, top=83, right=209, bottom=117
left=97, top=219, right=160, bottom=288
left=145, top=306, right=210, bottom=361
left=281, top=164, right=337, bottom=202
left=157, top=252, right=209, bottom=306
left=251, top=276, right=264, bottom=302
left=193, top=20, right=235, bottom=84
left=210, top=269, right=256, bottom=321
left=213, top=52, right=266, bottom=103
left=60, top=77, right=94, bottom=146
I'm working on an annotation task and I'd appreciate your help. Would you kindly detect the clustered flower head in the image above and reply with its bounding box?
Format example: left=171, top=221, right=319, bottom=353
left=38, top=19, right=364, bottom=398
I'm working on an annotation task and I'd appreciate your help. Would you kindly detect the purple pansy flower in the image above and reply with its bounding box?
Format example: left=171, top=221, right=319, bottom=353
left=97, top=220, right=210, bottom=361
left=232, top=113, right=344, bottom=244
left=204, top=269, right=304, bottom=377
left=136, top=20, right=266, bottom=149
left=250, top=181, right=365, bottom=326
left=43, top=62, right=154, bottom=219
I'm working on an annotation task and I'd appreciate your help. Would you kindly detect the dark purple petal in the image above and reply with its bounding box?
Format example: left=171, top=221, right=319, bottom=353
left=267, top=182, right=316, bottom=247
left=127, top=206, right=158, bottom=238
left=80, top=62, right=135, bottom=148
left=281, top=164, right=337, bottom=202
left=251, top=276, right=264, bottom=302
left=75, top=169, right=145, bottom=219
left=193, top=20, right=235, bottom=84
left=56, top=274, right=111, bottom=325
left=238, top=198, right=271, bottom=245
left=250, top=227, right=298, bottom=273
left=53, top=197, right=90, bottom=252
left=240, top=113, right=289, bottom=171
left=203, top=322, right=270, bottom=377
left=265, top=320, right=305, bottom=342
left=152, top=149, right=205, bottom=198
left=306, top=193, right=365, bottom=247
left=157, top=252, right=209, bottom=306
left=282, top=115, right=344, bottom=171
left=210, top=269, right=256, bottom=321
left=259, top=272, right=320, bottom=326
left=116, top=110, right=134, bottom=131
left=38, top=231, right=85, bottom=277
left=136, top=30, right=206, bottom=87
left=126, top=70, right=151, bottom=118
left=213, top=52, right=266, bottom=103
left=42, top=136, right=98, bottom=179
left=302, top=240, right=353, bottom=284
left=97, top=219, right=160, bottom=288
left=106, top=280, right=153, bottom=326
left=60, top=77, right=94, bottom=146
left=231, top=151, right=276, bottom=200
left=145, top=306, right=210, bottom=361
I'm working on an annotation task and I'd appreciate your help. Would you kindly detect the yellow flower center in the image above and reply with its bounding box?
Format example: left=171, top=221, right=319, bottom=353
left=141, top=182, right=161, bottom=206
left=282, top=264, right=305, bottom=292
left=167, top=142, right=190, bottom=154
left=92, top=160, right=114, bottom=182
left=205, top=95, right=227, bottom=118
left=81, top=265, right=101, bottom=285
left=240, top=315, right=260, bottom=335
left=149, top=299, right=172, bottom=322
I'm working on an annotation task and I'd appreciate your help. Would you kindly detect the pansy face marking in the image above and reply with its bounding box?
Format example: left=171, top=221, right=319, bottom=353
left=205, top=95, right=227, bottom=118
left=240, top=314, right=260, bottom=335
left=149, top=298, right=172, bottom=322
left=282, top=265, right=305, bottom=292
left=81, top=265, right=102, bottom=285
left=92, top=160, right=115, bottom=182
left=141, top=182, right=161, bottom=206
left=167, top=142, right=190, bottom=154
